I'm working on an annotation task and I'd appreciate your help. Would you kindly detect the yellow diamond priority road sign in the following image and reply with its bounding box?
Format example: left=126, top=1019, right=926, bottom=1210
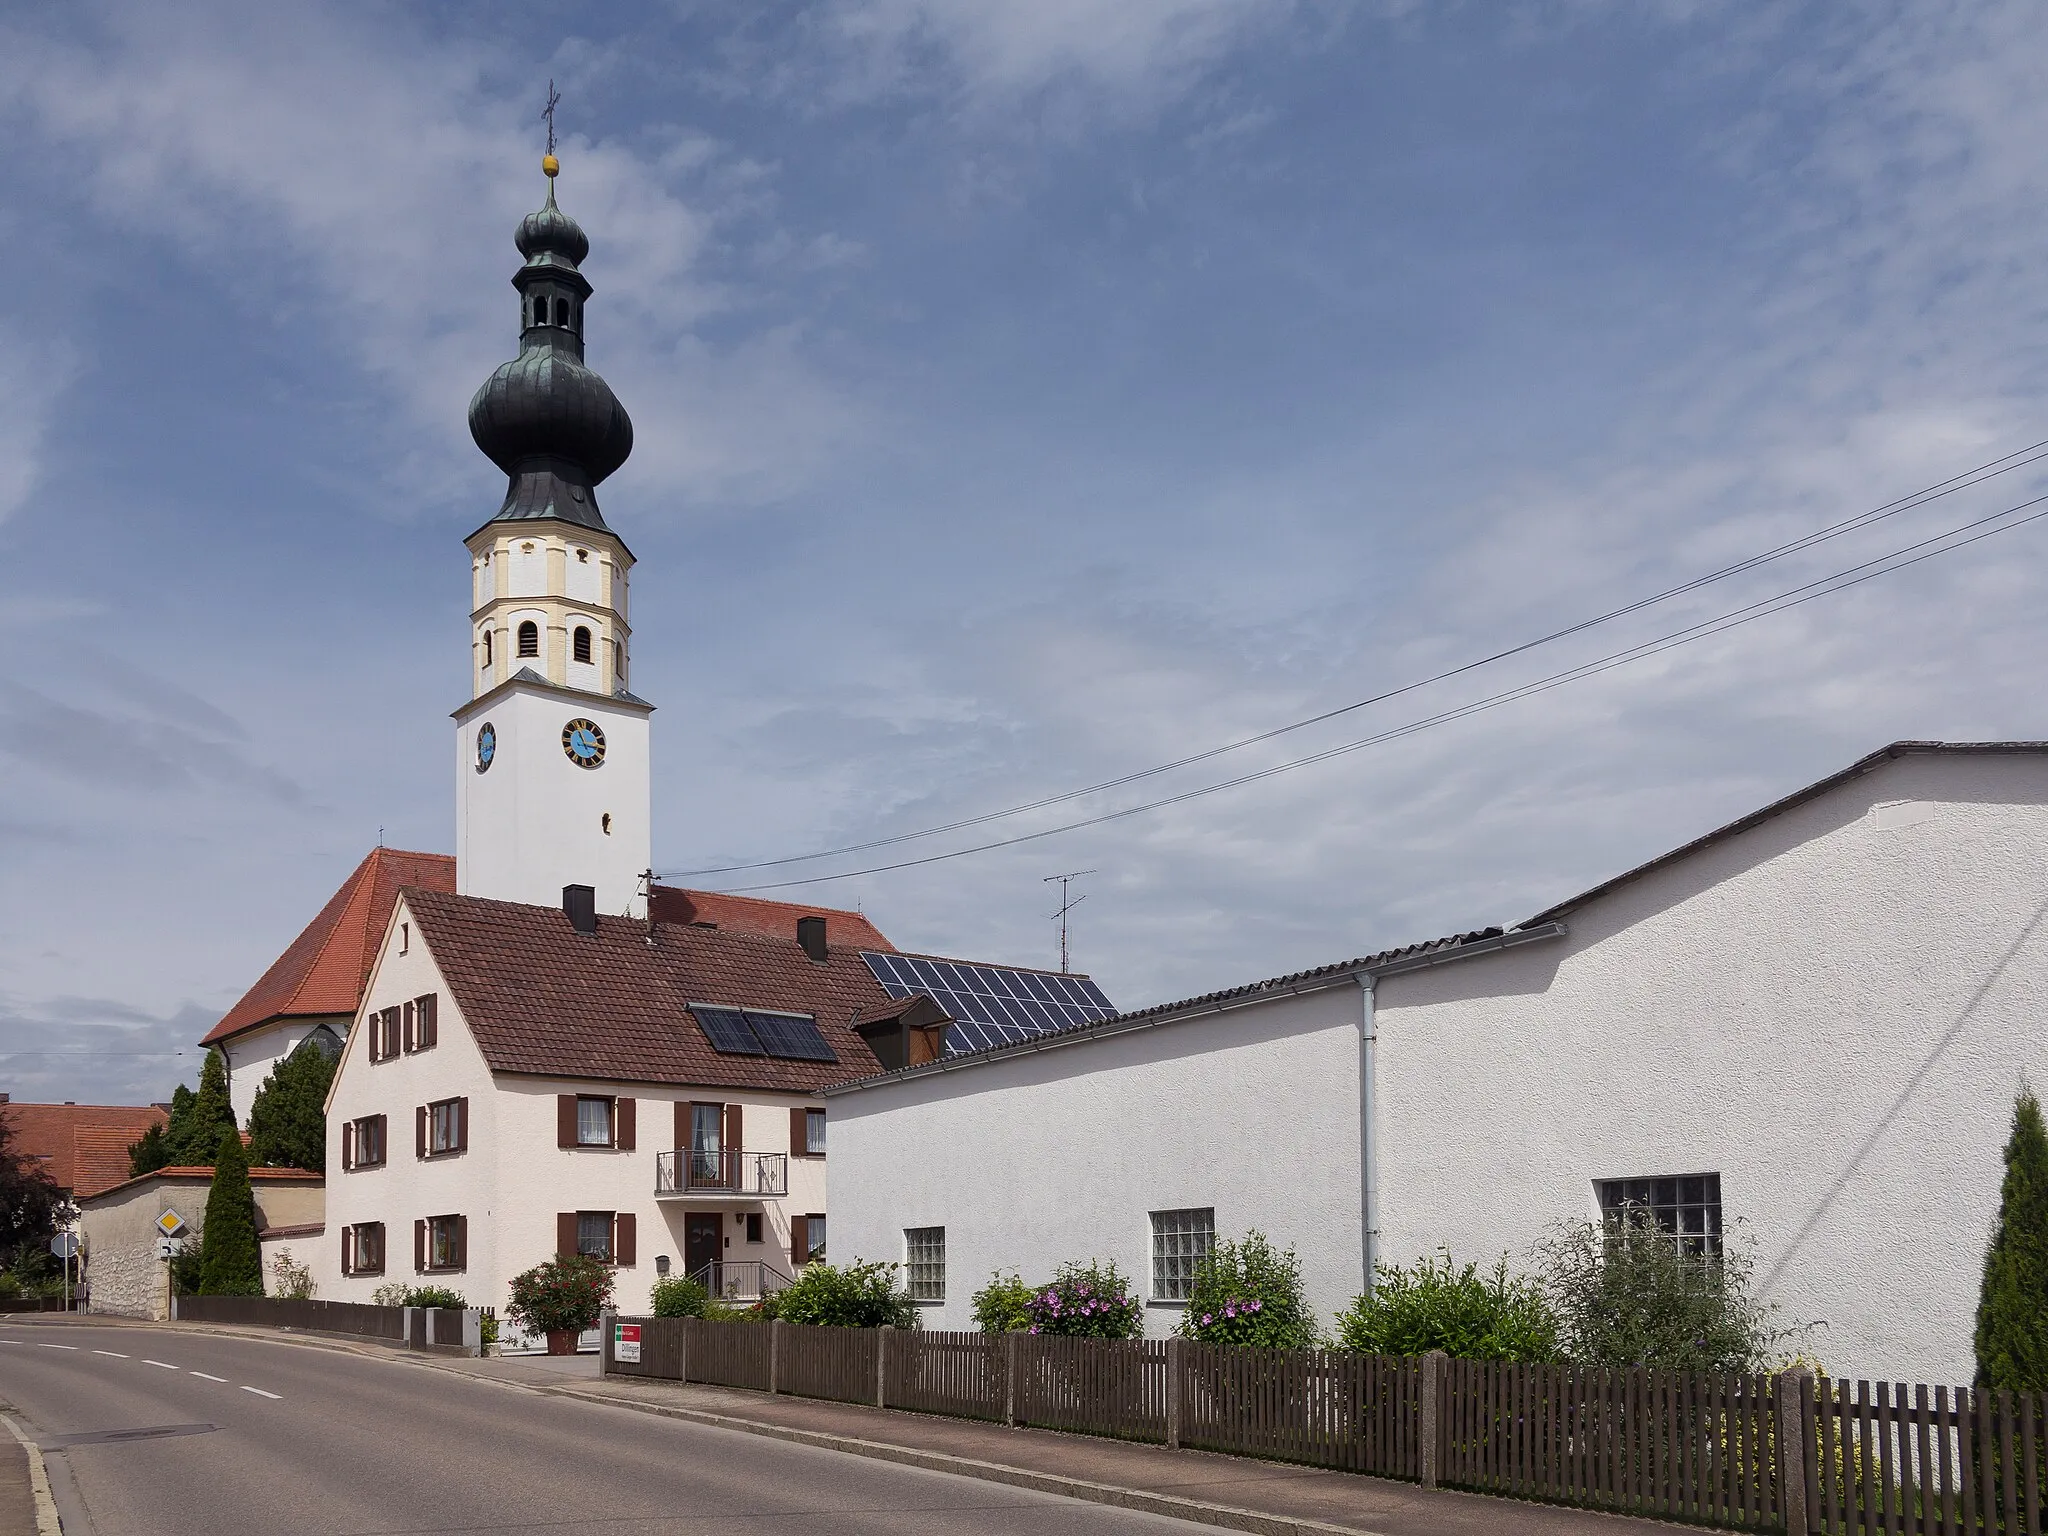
left=156, top=1209, right=186, bottom=1238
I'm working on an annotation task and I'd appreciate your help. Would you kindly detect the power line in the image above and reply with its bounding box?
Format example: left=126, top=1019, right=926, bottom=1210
left=668, top=437, right=2048, bottom=878
left=707, top=488, right=2048, bottom=893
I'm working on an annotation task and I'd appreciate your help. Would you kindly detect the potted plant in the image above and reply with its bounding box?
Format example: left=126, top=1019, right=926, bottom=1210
left=506, top=1254, right=613, bottom=1354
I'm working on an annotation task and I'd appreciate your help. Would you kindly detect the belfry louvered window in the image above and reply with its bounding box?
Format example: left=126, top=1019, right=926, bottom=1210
left=517, top=621, right=539, bottom=658
left=573, top=626, right=592, bottom=664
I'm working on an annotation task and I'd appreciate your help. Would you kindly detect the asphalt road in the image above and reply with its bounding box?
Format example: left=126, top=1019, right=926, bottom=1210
left=0, top=1323, right=1205, bottom=1536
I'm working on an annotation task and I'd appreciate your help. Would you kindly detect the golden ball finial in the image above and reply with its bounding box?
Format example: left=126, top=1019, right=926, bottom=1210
left=542, top=153, right=560, bottom=178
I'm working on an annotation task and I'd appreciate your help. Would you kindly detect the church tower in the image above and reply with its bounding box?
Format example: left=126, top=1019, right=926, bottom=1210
left=453, top=151, right=652, bottom=918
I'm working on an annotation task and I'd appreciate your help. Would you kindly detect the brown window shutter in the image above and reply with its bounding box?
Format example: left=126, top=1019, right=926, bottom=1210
left=403, top=1000, right=415, bottom=1053
left=790, top=1107, right=806, bottom=1157
left=558, top=1095, right=577, bottom=1148
left=368, top=1016, right=381, bottom=1064
left=414, top=1219, right=426, bottom=1274
left=370, top=1224, right=384, bottom=1273
left=557, top=1212, right=578, bottom=1259
left=416, top=1105, right=428, bottom=1160
left=724, top=1103, right=743, bottom=1153
left=419, top=993, right=436, bottom=1049
left=455, top=1215, right=467, bottom=1272
left=342, top=1120, right=355, bottom=1171
left=614, top=1212, right=636, bottom=1267
left=372, top=1114, right=386, bottom=1166
left=455, top=1097, right=468, bottom=1153
left=616, top=1097, right=635, bottom=1151
left=790, top=1214, right=808, bottom=1270
left=342, top=1226, right=352, bottom=1275
left=674, top=1099, right=688, bottom=1151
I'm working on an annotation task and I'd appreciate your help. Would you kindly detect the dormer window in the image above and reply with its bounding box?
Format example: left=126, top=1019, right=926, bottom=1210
left=573, top=626, right=592, bottom=664
left=518, top=621, right=539, bottom=658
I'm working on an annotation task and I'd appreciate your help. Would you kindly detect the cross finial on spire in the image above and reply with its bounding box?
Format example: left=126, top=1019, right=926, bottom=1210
left=541, top=80, right=561, bottom=178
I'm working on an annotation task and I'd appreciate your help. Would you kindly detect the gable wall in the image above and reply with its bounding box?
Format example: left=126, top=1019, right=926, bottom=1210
left=1373, top=750, right=2048, bottom=1385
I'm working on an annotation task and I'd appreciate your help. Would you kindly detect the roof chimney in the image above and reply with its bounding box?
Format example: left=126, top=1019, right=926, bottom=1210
left=563, top=884, right=598, bottom=936
left=797, top=915, right=828, bottom=964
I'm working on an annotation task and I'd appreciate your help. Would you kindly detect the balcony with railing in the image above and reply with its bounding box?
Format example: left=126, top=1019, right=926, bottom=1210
left=688, top=1259, right=793, bottom=1303
left=654, top=1148, right=788, bottom=1201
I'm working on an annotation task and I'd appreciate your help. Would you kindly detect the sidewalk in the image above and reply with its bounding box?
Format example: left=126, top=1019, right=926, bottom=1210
left=436, top=1351, right=1684, bottom=1536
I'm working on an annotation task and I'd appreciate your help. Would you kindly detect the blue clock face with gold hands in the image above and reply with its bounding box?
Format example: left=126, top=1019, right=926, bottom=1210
left=562, top=718, right=606, bottom=768
left=476, top=722, right=496, bottom=773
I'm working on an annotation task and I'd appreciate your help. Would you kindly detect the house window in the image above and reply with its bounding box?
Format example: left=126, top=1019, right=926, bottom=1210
left=805, top=1108, right=826, bottom=1157
left=344, top=1222, right=385, bottom=1276
left=517, top=620, right=539, bottom=658
left=405, top=994, right=437, bottom=1053
left=370, top=1006, right=402, bottom=1063
left=577, top=1096, right=614, bottom=1147
left=425, top=1215, right=466, bottom=1272
left=744, top=1212, right=762, bottom=1244
left=1598, top=1173, right=1723, bottom=1256
left=904, top=1227, right=945, bottom=1303
left=572, top=626, right=592, bottom=664
left=426, top=1098, right=464, bottom=1156
left=806, top=1213, right=826, bottom=1262
left=577, top=1210, right=613, bottom=1262
left=690, top=1102, right=722, bottom=1181
left=345, top=1114, right=386, bottom=1170
left=1150, top=1207, right=1214, bottom=1302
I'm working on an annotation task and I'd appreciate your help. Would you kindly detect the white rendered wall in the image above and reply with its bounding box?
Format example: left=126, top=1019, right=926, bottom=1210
left=1374, top=752, right=2048, bottom=1387
left=221, top=1018, right=341, bottom=1126
left=454, top=680, right=650, bottom=918
left=320, top=898, right=829, bottom=1322
left=828, top=985, right=1366, bottom=1336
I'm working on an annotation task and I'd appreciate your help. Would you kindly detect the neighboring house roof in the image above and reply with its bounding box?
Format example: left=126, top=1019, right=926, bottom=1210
left=1518, top=740, right=2048, bottom=927
left=2, top=1102, right=169, bottom=1198
left=648, top=885, right=895, bottom=953
left=203, top=848, right=459, bottom=1047
left=78, top=1165, right=324, bottom=1208
left=831, top=740, right=2048, bottom=1094
left=403, top=888, right=901, bottom=1092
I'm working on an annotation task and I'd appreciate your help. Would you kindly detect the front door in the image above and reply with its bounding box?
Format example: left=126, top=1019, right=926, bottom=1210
left=684, top=1212, right=722, bottom=1286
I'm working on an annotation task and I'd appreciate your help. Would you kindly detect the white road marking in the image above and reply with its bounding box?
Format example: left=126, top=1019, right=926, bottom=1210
left=93, top=1350, right=129, bottom=1358
left=238, top=1386, right=281, bottom=1400
left=189, top=1372, right=227, bottom=1383
left=143, top=1360, right=178, bottom=1370
left=33, top=1344, right=76, bottom=1351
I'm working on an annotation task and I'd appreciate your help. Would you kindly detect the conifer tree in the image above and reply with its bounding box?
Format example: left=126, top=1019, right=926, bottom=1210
left=197, top=1128, right=263, bottom=1296
left=246, top=1042, right=335, bottom=1172
left=165, top=1050, right=236, bottom=1166
left=126, top=1122, right=172, bottom=1178
left=1974, top=1085, right=2048, bottom=1390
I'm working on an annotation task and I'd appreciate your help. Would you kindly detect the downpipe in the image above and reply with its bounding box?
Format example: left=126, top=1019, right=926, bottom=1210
left=1357, top=974, right=1377, bottom=1296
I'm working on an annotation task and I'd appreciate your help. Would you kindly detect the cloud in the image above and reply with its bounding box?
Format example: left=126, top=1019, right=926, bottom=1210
left=0, top=332, right=79, bottom=523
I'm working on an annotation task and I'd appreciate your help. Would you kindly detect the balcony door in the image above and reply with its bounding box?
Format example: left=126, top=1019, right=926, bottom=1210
left=684, top=1212, right=722, bottom=1283
left=689, top=1102, right=725, bottom=1187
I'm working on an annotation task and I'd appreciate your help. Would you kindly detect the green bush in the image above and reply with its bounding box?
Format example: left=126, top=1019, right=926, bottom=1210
left=198, top=1129, right=262, bottom=1296
left=971, top=1271, right=1035, bottom=1333
left=1537, top=1209, right=1787, bottom=1371
left=774, top=1260, right=918, bottom=1329
left=402, top=1285, right=468, bottom=1310
left=246, top=1040, right=335, bottom=1172
left=1975, top=1085, right=2048, bottom=1389
left=506, top=1254, right=614, bottom=1335
left=650, top=1276, right=711, bottom=1319
left=1336, top=1252, right=1557, bottom=1360
left=1023, top=1261, right=1144, bottom=1339
left=1178, top=1231, right=1317, bottom=1351
left=0, top=1274, right=18, bottom=1301
left=269, top=1251, right=316, bottom=1300
left=169, top=1240, right=204, bottom=1296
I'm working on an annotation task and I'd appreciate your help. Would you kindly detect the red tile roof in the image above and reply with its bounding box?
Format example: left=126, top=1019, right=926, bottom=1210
left=202, top=848, right=457, bottom=1046
left=647, top=886, right=895, bottom=953
left=406, top=888, right=901, bottom=1092
left=2, top=1103, right=169, bottom=1198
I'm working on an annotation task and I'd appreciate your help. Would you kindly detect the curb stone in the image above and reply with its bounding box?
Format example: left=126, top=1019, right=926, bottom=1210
left=0, top=1414, right=62, bottom=1536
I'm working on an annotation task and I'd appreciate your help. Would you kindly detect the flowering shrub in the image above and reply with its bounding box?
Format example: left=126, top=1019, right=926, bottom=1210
left=971, top=1271, right=1035, bottom=1334
left=1177, top=1231, right=1317, bottom=1350
left=1024, top=1261, right=1144, bottom=1339
left=505, top=1254, right=614, bottom=1335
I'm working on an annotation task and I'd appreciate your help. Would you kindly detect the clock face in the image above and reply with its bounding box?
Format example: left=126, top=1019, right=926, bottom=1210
left=562, top=718, right=606, bottom=768
left=476, top=722, right=497, bottom=773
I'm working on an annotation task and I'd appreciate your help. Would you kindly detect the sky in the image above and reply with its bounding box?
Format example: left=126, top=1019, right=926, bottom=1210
left=5, top=0, right=2048, bottom=1105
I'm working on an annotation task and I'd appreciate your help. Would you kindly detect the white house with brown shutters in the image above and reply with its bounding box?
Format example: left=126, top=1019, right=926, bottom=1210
left=315, top=883, right=901, bottom=1339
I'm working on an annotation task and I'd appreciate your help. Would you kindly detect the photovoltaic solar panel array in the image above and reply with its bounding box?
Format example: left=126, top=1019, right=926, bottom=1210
left=692, top=1006, right=839, bottom=1063
left=860, top=951, right=1118, bottom=1055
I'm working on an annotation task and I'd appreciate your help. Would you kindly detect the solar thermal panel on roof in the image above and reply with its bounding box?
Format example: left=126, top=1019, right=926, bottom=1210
left=691, top=1005, right=837, bottom=1062
left=859, top=951, right=1117, bottom=1058
left=694, top=1006, right=764, bottom=1055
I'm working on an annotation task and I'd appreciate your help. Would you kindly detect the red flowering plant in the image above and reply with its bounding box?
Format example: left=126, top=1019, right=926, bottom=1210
left=1023, top=1260, right=1144, bottom=1340
left=1175, top=1231, right=1317, bottom=1351
left=506, top=1254, right=614, bottom=1336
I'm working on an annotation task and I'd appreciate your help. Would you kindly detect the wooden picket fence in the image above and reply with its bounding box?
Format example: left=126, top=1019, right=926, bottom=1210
left=602, top=1318, right=2046, bottom=1535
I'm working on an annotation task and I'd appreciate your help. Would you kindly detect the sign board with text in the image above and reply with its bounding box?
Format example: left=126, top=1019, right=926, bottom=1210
left=613, top=1322, right=640, bottom=1363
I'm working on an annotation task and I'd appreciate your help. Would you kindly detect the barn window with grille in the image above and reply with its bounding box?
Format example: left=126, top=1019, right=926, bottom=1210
left=1597, top=1173, right=1723, bottom=1256
left=1150, top=1207, right=1214, bottom=1302
left=904, top=1227, right=945, bottom=1302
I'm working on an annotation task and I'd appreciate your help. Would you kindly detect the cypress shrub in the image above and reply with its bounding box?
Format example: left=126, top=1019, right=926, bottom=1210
left=198, top=1128, right=263, bottom=1295
left=246, top=1041, right=335, bottom=1171
left=1974, top=1085, right=2048, bottom=1389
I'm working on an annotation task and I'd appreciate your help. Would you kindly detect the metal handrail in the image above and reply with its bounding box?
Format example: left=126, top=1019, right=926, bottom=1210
left=687, top=1259, right=794, bottom=1302
left=654, top=1148, right=789, bottom=1197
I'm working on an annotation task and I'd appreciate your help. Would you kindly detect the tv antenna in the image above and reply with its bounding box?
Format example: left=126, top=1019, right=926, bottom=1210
left=1043, top=870, right=1096, bottom=975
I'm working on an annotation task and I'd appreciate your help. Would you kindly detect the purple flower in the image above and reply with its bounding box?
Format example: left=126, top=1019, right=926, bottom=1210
left=1250, top=1300, right=1262, bottom=1312
left=1202, top=1313, right=1213, bottom=1326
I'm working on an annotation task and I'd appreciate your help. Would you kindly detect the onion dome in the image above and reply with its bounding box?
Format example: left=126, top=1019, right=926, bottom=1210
left=467, top=163, right=634, bottom=536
